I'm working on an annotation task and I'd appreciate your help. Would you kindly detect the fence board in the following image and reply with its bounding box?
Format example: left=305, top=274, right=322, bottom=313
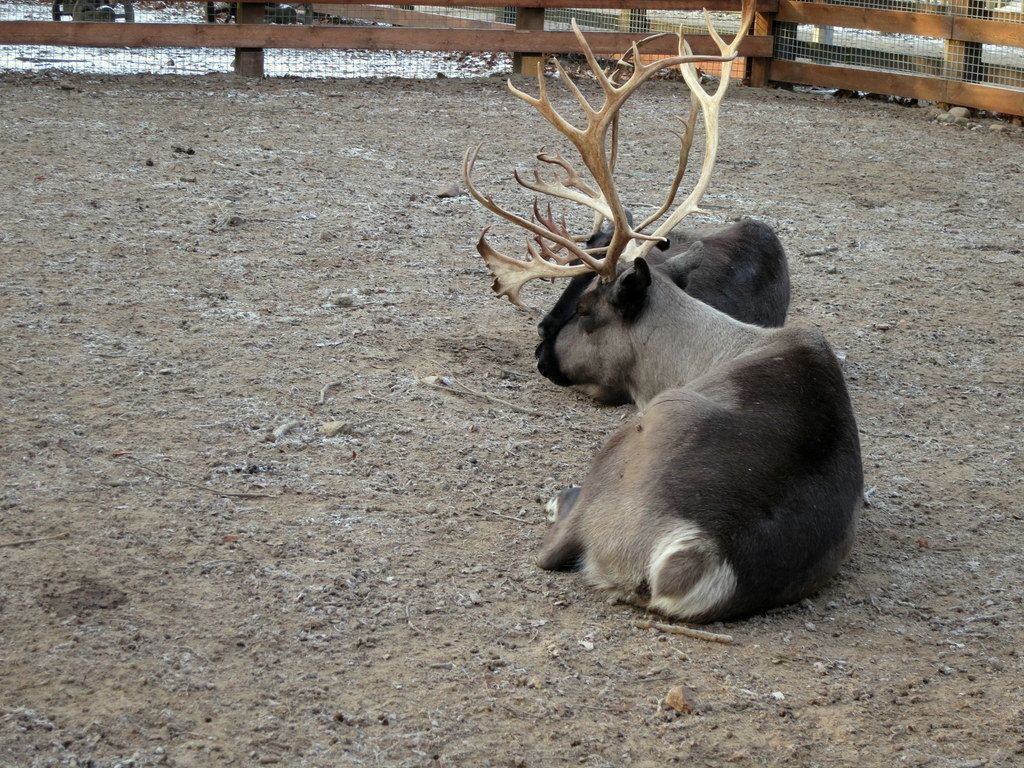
left=257, top=0, right=780, bottom=9
left=333, top=5, right=513, bottom=30
left=776, top=1, right=1024, bottom=47
left=0, top=20, right=772, bottom=57
left=1, top=0, right=1020, bottom=114
left=769, top=59, right=1024, bottom=114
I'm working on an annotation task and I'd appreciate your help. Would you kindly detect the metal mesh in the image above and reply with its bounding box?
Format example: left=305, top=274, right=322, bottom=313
left=773, top=1, right=1024, bottom=91
left=2, top=1, right=1021, bottom=90
left=774, top=24, right=1023, bottom=89
left=0, top=3, right=742, bottom=78
left=822, top=0, right=1023, bottom=20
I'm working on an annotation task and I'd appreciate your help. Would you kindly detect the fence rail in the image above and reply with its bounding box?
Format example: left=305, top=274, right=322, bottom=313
left=767, top=0, right=1023, bottom=115
left=0, top=0, right=1021, bottom=115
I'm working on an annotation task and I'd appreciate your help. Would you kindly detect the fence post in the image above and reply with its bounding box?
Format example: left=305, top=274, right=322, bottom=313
left=513, top=7, right=545, bottom=76
left=747, top=10, right=774, bottom=87
left=943, top=0, right=990, bottom=85
left=234, top=1, right=265, bottom=77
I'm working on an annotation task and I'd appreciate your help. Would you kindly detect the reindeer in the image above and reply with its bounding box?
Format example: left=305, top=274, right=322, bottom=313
left=462, top=1, right=863, bottom=622
left=537, top=217, right=790, bottom=404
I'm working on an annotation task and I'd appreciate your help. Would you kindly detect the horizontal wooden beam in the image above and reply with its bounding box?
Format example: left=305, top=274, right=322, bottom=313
left=333, top=4, right=513, bottom=30
left=768, top=59, right=1024, bottom=116
left=776, top=1, right=1024, bottom=48
left=952, top=15, right=1024, bottom=48
left=0, top=21, right=772, bottom=57
left=224, top=0, right=779, bottom=10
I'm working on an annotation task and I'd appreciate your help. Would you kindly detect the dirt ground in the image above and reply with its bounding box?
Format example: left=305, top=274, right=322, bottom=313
left=1, top=68, right=1022, bottom=768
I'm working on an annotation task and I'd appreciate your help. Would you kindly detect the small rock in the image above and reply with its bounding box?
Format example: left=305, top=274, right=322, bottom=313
left=333, top=294, right=356, bottom=308
left=434, top=182, right=462, bottom=199
left=948, top=106, right=970, bottom=119
left=989, top=123, right=1007, bottom=133
left=320, top=421, right=352, bottom=438
left=770, top=691, right=786, bottom=701
left=953, top=116, right=970, bottom=127
left=665, top=685, right=699, bottom=714
left=936, top=113, right=955, bottom=125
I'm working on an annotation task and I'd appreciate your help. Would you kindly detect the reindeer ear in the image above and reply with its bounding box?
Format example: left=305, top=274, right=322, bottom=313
left=660, top=240, right=705, bottom=289
left=611, top=257, right=651, bottom=321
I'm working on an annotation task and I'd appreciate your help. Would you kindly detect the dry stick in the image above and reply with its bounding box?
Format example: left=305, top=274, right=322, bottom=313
left=417, top=374, right=552, bottom=418
left=635, top=619, right=734, bottom=644
left=117, top=457, right=277, bottom=499
left=0, top=531, right=70, bottom=548
left=317, top=380, right=344, bottom=405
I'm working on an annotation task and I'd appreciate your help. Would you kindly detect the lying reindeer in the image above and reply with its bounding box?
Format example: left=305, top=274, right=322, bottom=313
left=462, top=0, right=863, bottom=622
left=537, top=217, right=790, bottom=404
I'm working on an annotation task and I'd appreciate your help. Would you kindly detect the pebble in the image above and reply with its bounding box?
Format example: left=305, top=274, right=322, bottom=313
left=333, top=294, right=356, bottom=307
left=319, top=421, right=352, bottom=437
left=434, top=181, right=462, bottom=199
left=665, top=685, right=699, bottom=714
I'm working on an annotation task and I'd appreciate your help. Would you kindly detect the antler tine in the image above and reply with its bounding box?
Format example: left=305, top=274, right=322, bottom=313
left=463, top=144, right=611, bottom=304
left=462, top=144, right=598, bottom=263
left=634, top=100, right=699, bottom=234
left=514, top=166, right=613, bottom=219
left=629, top=1, right=755, bottom=262
left=505, top=21, right=735, bottom=282
left=466, top=0, right=753, bottom=302
left=531, top=201, right=580, bottom=266
left=476, top=229, right=593, bottom=306
left=535, top=152, right=602, bottom=200
left=535, top=152, right=611, bottom=244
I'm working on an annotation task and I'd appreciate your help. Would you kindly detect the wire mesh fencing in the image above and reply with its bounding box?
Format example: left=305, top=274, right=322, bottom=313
left=0, top=2, right=740, bottom=79
left=772, top=0, right=1024, bottom=92
left=0, top=1, right=513, bottom=77
left=1, top=0, right=1021, bottom=112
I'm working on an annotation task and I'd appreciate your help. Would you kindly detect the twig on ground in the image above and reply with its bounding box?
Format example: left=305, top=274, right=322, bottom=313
left=271, top=419, right=302, bottom=441
left=116, top=457, right=277, bottom=499
left=317, top=380, right=344, bottom=405
left=800, top=245, right=840, bottom=258
left=478, top=509, right=527, bottom=523
left=635, top=619, right=734, bottom=644
left=417, top=374, right=551, bottom=418
left=0, top=531, right=70, bottom=548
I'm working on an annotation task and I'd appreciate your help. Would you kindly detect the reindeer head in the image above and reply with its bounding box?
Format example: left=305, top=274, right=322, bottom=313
left=462, top=0, right=755, bottom=307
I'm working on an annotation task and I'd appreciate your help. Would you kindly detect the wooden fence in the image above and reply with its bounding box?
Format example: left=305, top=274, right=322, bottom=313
left=765, top=1, right=1024, bottom=116
left=0, top=0, right=1021, bottom=115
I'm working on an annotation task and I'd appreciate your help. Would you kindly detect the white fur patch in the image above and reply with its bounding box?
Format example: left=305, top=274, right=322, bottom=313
left=544, top=495, right=561, bottom=523
left=646, top=524, right=737, bottom=620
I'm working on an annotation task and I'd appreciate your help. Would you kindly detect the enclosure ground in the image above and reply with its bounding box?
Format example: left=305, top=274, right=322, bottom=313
left=1, top=71, right=1023, bottom=768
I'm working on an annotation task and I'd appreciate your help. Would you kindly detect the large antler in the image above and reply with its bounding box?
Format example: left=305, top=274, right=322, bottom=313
left=629, top=2, right=755, bottom=261
left=462, top=0, right=754, bottom=305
